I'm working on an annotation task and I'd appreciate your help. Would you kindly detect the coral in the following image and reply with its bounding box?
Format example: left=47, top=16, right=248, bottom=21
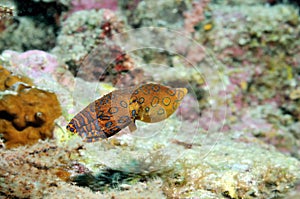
left=0, top=16, right=56, bottom=52
left=103, top=178, right=166, bottom=199
left=2, top=50, right=75, bottom=88
left=78, top=122, right=300, bottom=198
left=122, top=0, right=189, bottom=29
left=70, top=0, right=119, bottom=12
left=76, top=41, right=136, bottom=84
left=211, top=31, right=300, bottom=155
left=0, top=138, right=166, bottom=198
left=0, top=66, right=62, bottom=148
left=212, top=0, right=267, bottom=5
left=51, top=8, right=140, bottom=84
left=0, top=50, right=118, bottom=145
left=183, top=2, right=300, bottom=158
left=285, top=182, right=300, bottom=199
left=221, top=61, right=300, bottom=154
left=1, top=50, right=75, bottom=118
left=246, top=55, right=295, bottom=104
left=1, top=118, right=300, bottom=198
left=204, top=4, right=300, bottom=65
left=51, top=9, right=125, bottom=70
left=5, top=50, right=60, bottom=75
left=33, top=0, right=72, bottom=6
left=76, top=120, right=184, bottom=173
left=1, top=1, right=300, bottom=198
left=183, top=0, right=211, bottom=33
left=118, top=0, right=141, bottom=18
left=0, top=65, right=33, bottom=90
left=0, top=2, right=15, bottom=33
left=250, top=105, right=299, bottom=156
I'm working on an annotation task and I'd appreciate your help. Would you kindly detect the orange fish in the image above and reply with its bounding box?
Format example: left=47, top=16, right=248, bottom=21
left=66, top=83, right=187, bottom=142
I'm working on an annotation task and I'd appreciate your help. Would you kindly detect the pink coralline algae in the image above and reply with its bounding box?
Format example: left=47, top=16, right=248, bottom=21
left=6, top=50, right=58, bottom=74
left=2, top=50, right=74, bottom=88
left=184, top=0, right=211, bottom=33
left=71, top=0, right=118, bottom=12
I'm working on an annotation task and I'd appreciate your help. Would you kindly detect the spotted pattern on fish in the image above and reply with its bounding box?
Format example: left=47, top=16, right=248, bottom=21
left=132, top=84, right=188, bottom=123
left=66, top=83, right=188, bottom=142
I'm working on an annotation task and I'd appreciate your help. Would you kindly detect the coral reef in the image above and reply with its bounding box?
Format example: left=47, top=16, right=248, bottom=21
left=1, top=0, right=300, bottom=198
left=208, top=5, right=298, bottom=163
left=0, top=65, right=33, bottom=90
left=121, top=0, right=189, bottom=29
left=0, top=2, right=15, bottom=33
left=0, top=66, right=61, bottom=148
left=1, top=50, right=75, bottom=119
left=0, top=139, right=165, bottom=198
left=230, top=104, right=300, bottom=158
left=51, top=7, right=142, bottom=85
left=204, top=4, right=299, bottom=65
left=0, top=49, right=115, bottom=131
left=183, top=0, right=211, bottom=33
left=76, top=41, right=136, bottom=84
left=51, top=9, right=125, bottom=71
left=63, top=116, right=300, bottom=198
left=212, top=0, right=268, bottom=5
left=181, top=2, right=300, bottom=157
left=158, top=125, right=300, bottom=198
left=2, top=50, right=72, bottom=88
left=15, top=0, right=67, bottom=26
left=0, top=140, right=83, bottom=198
left=70, top=0, right=119, bottom=12
left=8, top=120, right=296, bottom=198
left=0, top=14, right=56, bottom=52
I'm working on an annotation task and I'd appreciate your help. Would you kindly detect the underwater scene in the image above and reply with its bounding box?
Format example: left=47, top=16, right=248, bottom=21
left=0, top=0, right=300, bottom=198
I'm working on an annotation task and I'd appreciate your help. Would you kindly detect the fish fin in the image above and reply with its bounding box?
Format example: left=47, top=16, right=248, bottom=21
left=128, top=121, right=137, bottom=132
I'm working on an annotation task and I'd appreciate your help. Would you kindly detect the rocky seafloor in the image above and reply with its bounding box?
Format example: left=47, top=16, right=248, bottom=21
left=0, top=0, right=300, bottom=198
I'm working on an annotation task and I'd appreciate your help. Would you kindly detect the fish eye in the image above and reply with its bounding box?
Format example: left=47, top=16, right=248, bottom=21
left=67, top=124, right=76, bottom=132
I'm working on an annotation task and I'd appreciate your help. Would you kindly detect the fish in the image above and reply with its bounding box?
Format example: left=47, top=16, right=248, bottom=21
left=66, top=83, right=188, bottom=142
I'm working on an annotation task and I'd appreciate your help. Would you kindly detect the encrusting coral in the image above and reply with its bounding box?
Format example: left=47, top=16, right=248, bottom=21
left=52, top=9, right=125, bottom=68
left=0, top=65, right=61, bottom=148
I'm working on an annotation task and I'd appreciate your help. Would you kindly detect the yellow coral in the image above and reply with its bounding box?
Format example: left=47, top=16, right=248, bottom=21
left=0, top=66, right=62, bottom=148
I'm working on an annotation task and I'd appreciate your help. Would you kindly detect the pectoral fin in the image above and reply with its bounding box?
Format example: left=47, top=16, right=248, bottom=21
left=128, top=121, right=137, bottom=132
